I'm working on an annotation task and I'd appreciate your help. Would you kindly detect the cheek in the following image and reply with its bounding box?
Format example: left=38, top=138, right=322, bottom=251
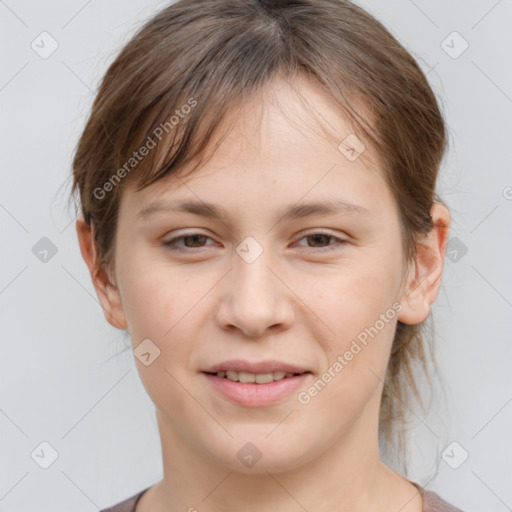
left=119, top=263, right=208, bottom=369
left=310, top=258, right=398, bottom=334
left=120, top=268, right=199, bottom=419
left=302, top=300, right=396, bottom=429
left=305, top=259, right=398, bottom=386
left=118, top=257, right=186, bottom=339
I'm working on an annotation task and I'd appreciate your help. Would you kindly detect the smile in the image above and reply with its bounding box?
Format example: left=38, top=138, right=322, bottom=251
left=208, top=370, right=304, bottom=383
left=201, top=371, right=312, bottom=407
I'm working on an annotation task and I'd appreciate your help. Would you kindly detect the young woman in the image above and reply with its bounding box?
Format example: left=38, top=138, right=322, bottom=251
left=71, top=0, right=463, bottom=510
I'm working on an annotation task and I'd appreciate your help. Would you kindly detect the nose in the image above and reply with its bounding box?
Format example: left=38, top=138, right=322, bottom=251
left=214, top=245, right=295, bottom=338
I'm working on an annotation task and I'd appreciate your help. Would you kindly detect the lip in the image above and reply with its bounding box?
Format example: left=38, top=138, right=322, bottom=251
left=202, top=372, right=312, bottom=407
left=201, top=359, right=313, bottom=407
left=202, top=359, right=311, bottom=374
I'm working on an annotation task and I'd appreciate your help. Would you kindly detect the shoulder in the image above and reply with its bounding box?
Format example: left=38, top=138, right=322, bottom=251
left=411, top=481, right=465, bottom=512
left=99, top=487, right=150, bottom=512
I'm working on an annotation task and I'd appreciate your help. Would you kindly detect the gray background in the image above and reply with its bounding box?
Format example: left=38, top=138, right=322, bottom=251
left=1, top=1, right=511, bottom=511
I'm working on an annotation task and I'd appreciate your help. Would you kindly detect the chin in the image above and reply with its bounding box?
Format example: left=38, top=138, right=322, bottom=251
left=206, top=435, right=317, bottom=475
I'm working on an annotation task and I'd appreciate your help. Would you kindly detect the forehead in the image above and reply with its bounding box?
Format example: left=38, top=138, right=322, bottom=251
left=119, top=73, right=391, bottom=221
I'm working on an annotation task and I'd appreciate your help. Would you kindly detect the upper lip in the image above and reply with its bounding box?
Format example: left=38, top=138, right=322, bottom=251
left=202, top=359, right=312, bottom=374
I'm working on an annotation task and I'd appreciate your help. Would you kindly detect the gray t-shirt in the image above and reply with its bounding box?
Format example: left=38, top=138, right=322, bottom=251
left=99, top=481, right=464, bottom=512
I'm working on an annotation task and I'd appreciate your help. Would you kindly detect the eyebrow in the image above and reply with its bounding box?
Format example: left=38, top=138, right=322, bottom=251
left=137, top=198, right=371, bottom=223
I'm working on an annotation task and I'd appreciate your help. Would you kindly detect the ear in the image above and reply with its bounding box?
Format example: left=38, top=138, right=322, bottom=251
left=75, top=214, right=128, bottom=331
left=397, top=202, right=451, bottom=325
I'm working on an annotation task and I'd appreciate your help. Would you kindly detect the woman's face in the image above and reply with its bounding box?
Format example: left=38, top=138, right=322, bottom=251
left=100, top=75, right=428, bottom=472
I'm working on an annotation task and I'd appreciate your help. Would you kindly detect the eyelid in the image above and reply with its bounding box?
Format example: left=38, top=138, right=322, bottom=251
left=162, top=229, right=211, bottom=242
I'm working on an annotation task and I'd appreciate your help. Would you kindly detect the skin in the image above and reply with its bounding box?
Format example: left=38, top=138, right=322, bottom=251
left=77, top=74, right=450, bottom=512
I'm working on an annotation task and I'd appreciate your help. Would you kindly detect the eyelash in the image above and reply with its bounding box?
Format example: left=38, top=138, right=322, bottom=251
left=162, top=232, right=348, bottom=252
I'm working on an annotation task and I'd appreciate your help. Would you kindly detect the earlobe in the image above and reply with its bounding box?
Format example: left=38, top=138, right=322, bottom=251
left=75, top=215, right=128, bottom=331
left=397, top=202, right=450, bottom=325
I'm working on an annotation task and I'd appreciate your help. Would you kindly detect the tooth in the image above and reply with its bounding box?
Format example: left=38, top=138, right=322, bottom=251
left=238, top=371, right=256, bottom=383
left=226, top=370, right=239, bottom=381
left=255, top=372, right=274, bottom=384
left=221, top=370, right=296, bottom=383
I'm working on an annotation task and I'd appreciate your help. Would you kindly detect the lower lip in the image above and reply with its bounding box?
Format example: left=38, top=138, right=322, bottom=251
left=202, top=372, right=312, bottom=407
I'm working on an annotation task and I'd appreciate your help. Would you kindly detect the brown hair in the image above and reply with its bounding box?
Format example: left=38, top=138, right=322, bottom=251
left=68, top=0, right=450, bottom=471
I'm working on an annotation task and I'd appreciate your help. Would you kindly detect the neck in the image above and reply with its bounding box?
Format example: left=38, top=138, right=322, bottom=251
left=139, top=402, right=422, bottom=512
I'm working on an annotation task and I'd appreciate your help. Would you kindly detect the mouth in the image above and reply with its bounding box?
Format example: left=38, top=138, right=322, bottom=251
left=203, top=370, right=311, bottom=384
left=201, top=361, right=313, bottom=407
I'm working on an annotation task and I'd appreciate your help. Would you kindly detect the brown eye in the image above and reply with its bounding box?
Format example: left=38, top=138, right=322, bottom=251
left=305, top=234, right=331, bottom=248
left=295, top=232, right=348, bottom=251
left=163, top=233, right=213, bottom=251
